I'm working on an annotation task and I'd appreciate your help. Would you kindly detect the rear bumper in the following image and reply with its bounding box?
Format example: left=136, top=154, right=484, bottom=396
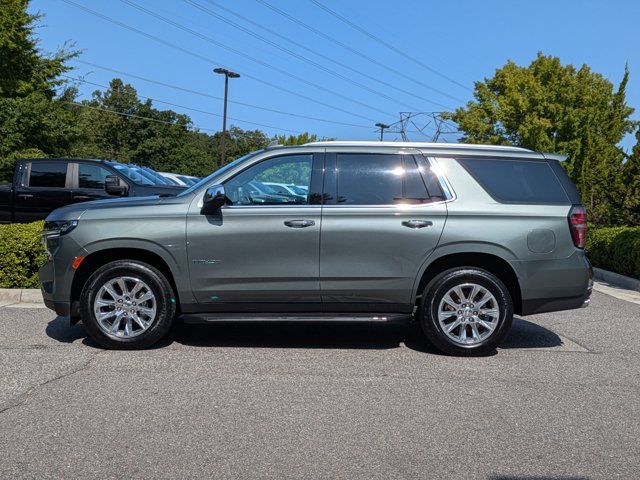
left=515, top=251, right=593, bottom=316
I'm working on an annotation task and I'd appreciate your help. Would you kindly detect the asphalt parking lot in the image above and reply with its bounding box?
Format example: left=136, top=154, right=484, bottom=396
left=1, top=288, right=639, bottom=479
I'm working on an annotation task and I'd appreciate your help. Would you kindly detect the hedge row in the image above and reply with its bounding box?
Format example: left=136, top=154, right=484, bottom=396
left=586, top=225, right=640, bottom=280
left=0, top=221, right=47, bottom=288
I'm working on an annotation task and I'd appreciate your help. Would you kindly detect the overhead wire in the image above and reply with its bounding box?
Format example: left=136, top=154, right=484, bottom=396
left=60, top=0, right=381, bottom=123
left=118, top=0, right=396, bottom=118
left=309, top=0, right=472, bottom=92
left=71, top=61, right=378, bottom=129
left=187, top=0, right=451, bottom=110
left=254, top=0, right=466, bottom=104
left=61, top=75, right=308, bottom=134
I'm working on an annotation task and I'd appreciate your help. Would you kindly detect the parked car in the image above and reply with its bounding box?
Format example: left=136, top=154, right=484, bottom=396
left=263, top=182, right=308, bottom=201
left=0, top=158, right=186, bottom=223
left=39, top=142, right=592, bottom=355
left=159, top=172, right=200, bottom=186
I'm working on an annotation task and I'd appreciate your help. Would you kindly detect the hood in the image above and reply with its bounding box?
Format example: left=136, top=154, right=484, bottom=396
left=45, top=194, right=189, bottom=222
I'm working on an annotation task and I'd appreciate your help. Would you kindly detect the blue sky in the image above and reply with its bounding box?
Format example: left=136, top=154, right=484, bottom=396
left=32, top=0, right=640, bottom=149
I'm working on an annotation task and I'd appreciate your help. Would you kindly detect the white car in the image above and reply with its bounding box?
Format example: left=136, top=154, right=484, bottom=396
left=263, top=182, right=308, bottom=198
left=160, top=172, right=200, bottom=186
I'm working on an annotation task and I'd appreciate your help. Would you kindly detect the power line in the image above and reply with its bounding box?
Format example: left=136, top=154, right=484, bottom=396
left=179, top=0, right=420, bottom=111
left=188, top=0, right=451, bottom=111
left=61, top=75, right=305, bottom=134
left=61, top=100, right=218, bottom=131
left=309, top=0, right=472, bottom=92
left=118, top=0, right=396, bottom=119
left=59, top=0, right=380, bottom=123
left=254, top=0, right=465, bottom=104
left=73, top=60, right=376, bottom=130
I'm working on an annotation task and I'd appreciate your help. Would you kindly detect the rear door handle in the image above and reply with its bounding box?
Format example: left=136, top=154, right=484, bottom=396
left=284, top=219, right=315, bottom=228
left=402, top=220, right=433, bottom=229
left=17, top=193, right=33, bottom=199
left=73, top=195, right=91, bottom=200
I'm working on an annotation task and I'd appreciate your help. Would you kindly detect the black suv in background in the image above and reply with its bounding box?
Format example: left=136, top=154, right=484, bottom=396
left=0, top=158, right=186, bottom=223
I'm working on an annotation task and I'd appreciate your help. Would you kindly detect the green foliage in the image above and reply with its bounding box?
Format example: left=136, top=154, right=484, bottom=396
left=0, top=221, right=46, bottom=288
left=0, top=0, right=81, bottom=176
left=586, top=226, right=640, bottom=279
left=447, top=53, right=638, bottom=226
left=273, top=132, right=318, bottom=146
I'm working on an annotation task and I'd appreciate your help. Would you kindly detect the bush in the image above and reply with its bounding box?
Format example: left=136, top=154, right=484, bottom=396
left=586, top=225, right=640, bottom=279
left=0, top=221, right=47, bottom=288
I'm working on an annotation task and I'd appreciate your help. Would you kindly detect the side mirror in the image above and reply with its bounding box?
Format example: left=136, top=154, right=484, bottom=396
left=201, top=184, right=228, bottom=215
left=105, top=175, right=129, bottom=197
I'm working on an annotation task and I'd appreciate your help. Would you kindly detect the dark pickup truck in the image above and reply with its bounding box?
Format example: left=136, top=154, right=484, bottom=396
left=0, top=158, right=187, bottom=223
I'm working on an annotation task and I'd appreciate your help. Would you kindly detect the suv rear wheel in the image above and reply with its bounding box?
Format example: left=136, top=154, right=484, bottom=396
left=80, top=260, right=176, bottom=349
left=420, top=268, right=513, bottom=356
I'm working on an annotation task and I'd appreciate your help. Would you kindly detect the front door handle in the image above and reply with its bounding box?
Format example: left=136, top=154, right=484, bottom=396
left=284, top=219, right=315, bottom=228
left=17, top=193, right=33, bottom=199
left=402, top=219, right=433, bottom=229
left=73, top=195, right=91, bottom=200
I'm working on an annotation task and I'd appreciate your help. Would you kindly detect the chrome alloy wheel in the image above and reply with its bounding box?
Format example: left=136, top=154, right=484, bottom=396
left=93, top=276, right=157, bottom=338
left=437, top=283, right=500, bottom=346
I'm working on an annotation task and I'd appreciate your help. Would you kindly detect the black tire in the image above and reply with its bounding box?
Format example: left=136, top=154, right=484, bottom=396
left=419, top=268, right=513, bottom=356
left=80, top=260, right=176, bottom=349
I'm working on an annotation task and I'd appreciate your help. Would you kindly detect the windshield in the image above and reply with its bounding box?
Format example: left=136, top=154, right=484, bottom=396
left=178, top=150, right=265, bottom=197
left=140, top=166, right=174, bottom=185
left=110, top=164, right=155, bottom=186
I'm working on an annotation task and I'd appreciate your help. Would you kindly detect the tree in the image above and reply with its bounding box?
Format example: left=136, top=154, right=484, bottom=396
left=623, top=129, right=640, bottom=225
left=273, top=132, right=318, bottom=146
left=0, top=0, right=80, bottom=180
left=447, top=53, right=636, bottom=225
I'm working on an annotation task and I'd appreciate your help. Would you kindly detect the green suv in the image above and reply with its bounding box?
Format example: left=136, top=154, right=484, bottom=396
left=39, top=142, right=592, bottom=355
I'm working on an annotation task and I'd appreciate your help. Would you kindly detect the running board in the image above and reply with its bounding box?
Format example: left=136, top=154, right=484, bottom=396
left=180, top=313, right=412, bottom=324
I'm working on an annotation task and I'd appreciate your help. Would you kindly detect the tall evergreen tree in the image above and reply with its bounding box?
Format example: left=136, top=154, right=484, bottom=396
left=446, top=53, right=636, bottom=225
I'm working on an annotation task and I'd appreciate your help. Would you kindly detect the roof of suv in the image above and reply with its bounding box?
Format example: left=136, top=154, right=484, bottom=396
left=294, top=141, right=567, bottom=161
left=23, top=157, right=113, bottom=164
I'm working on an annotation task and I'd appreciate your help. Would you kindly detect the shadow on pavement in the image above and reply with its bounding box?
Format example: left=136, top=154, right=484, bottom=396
left=501, top=317, right=563, bottom=349
left=44, top=315, right=564, bottom=352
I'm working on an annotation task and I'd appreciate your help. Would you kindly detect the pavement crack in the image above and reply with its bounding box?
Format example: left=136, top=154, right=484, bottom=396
left=0, top=350, right=104, bottom=416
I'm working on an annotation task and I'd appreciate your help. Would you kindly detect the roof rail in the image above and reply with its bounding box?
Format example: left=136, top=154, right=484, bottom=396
left=540, top=152, right=569, bottom=162
left=302, top=140, right=533, bottom=152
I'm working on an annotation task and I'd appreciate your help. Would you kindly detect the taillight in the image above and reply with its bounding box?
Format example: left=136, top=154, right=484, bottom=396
left=568, top=205, right=587, bottom=249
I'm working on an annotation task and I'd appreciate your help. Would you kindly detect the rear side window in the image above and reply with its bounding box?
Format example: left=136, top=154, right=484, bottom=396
left=79, top=164, right=112, bottom=189
left=28, top=162, right=67, bottom=188
left=335, top=154, right=430, bottom=205
left=458, top=158, right=569, bottom=203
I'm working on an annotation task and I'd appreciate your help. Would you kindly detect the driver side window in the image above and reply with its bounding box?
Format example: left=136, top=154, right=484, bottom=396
left=224, top=154, right=312, bottom=206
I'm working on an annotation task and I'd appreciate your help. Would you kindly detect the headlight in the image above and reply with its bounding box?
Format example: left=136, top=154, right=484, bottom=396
left=42, top=220, right=78, bottom=238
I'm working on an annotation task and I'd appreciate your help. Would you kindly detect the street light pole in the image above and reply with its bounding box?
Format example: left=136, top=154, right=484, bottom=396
left=213, top=67, right=240, bottom=165
left=375, top=122, right=390, bottom=141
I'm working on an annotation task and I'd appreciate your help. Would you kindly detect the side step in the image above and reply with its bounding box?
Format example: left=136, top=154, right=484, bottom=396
left=180, top=313, right=412, bottom=324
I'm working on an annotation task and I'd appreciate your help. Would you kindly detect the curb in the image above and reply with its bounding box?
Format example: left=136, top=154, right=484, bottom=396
left=593, top=268, right=640, bottom=293
left=0, top=288, right=44, bottom=307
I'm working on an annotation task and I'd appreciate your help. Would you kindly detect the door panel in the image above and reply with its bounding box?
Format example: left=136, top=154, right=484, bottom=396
left=320, top=205, right=446, bottom=305
left=187, top=206, right=321, bottom=306
left=320, top=152, right=447, bottom=307
left=186, top=152, right=323, bottom=310
left=14, top=161, right=72, bottom=222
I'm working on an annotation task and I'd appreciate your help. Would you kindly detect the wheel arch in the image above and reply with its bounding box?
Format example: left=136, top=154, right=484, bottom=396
left=70, top=247, right=182, bottom=320
left=414, top=251, right=522, bottom=315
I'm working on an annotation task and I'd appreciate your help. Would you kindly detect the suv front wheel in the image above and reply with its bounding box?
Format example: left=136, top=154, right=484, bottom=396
left=420, top=268, right=513, bottom=356
left=80, top=260, right=176, bottom=349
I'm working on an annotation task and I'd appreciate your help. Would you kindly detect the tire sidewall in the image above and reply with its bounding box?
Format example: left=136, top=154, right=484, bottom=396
left=80, top=260, right=176, bottom=349
left=420, top=268, right=513, bottom=356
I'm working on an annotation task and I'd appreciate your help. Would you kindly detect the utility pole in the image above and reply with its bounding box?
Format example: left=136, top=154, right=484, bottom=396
left=213, top=67, right=240, bottom=165
left=375, top=122, right=390, bottom=141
